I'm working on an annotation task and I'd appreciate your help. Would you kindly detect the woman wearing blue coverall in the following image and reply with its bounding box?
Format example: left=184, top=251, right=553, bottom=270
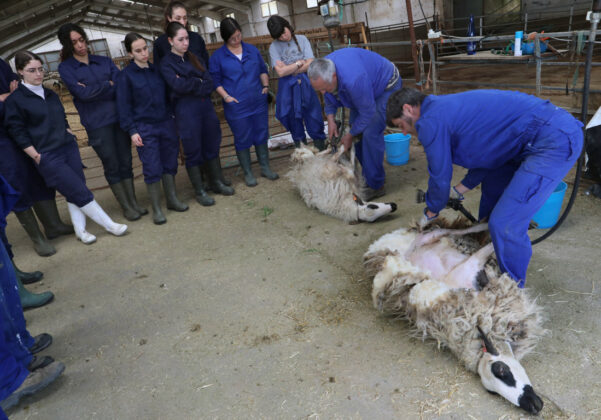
left=117, top=32, right=188, bottom=224
left=386, top=88, right=583, bottom=287
left=57, top=23, right=147, bottom=222
left=267, top=16, right=326, bottom=150
left=160, top=22, right=234, bottom=206
left=5, top=51, right=128, bottom=245
left=0, top=57, right=72, bottom=257
left=209, top=18, right=279, bottom=187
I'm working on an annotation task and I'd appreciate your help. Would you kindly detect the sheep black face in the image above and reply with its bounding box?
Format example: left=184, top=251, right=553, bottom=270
left=477, top=332, right=543, bottom=414
left=354, top=195, right=397, bottom=222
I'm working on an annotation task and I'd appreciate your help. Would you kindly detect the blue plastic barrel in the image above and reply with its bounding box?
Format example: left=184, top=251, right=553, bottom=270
left=531, top=181, right=567, bottom=229
left=384, top=133, right=411, bottom=166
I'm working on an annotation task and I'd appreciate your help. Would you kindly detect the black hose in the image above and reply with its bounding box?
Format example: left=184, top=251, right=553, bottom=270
left=531, top=2, right=600, bottom=245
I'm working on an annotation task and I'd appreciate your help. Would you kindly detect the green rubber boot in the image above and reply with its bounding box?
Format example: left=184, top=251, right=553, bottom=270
left=109, top=181, right=141, bottom=221
left=235, top=149, right=257, bottom=187
left=207, top=158, right=235, bottom=196
left=147, top=181, right=166, bottom=225
left=123, top=178, right=148, bottom=216
left=17, top=277, right=54, bottom=310
left=184, top=167, right=215, bottom=206
left=255, top=143, right=279, bottom=180
left=32, top=199, right=74, bottom=239
left=162, top=174, right=191, bottom=211
left=313, top=139, right=326, bottom=151
left=12, top=260, right=43, bottom=285
left=14, top=208, right=56, bottom=257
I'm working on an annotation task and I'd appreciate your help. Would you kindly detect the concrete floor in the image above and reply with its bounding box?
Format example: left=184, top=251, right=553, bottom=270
left=4, top=143, right=601, bottom=419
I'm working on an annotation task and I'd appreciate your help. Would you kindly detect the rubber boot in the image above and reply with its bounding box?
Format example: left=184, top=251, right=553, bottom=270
left=17, top=277, right=54, bottom=310
left=12, top=260, right=43, bottom=285
left=67, top=203, right=97, bottom=244
left=236, top=149, right=257, bottom=187
left=80, top=200, right=128, bottom=236
left=161, top=174, right=190, bottom=211
left=207, top=158, right=235, bottom=196
left=109, top=181, right=141, bottom=221
left=147, top=181, right=166, bottom=225
left=313, top=138, right=326, bottom=151
left=14, top=209, right=56, bottom=257
left=32, top=199, right=74, bottom=239
left=294, top=141, right=301, bottom=148
left=184, top=167, right=214, bottom=207
left=123, top=178, right=148, bottom=216
left=255, top=143, right=279, bottom=180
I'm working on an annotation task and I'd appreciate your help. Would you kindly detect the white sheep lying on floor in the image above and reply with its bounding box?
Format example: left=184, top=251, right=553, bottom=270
left=287, top=145, right=397, bottom=223
left=364, top=218, right=546, bottom=414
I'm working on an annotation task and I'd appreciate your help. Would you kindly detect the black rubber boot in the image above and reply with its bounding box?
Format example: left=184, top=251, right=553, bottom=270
left=202, top=163, right=231, bottom=190
left=17, top=277, right=54, bottom=310
left=236, top=149, right=258, bottom=187
left=207, top=158, right=235, bottom=196
left=255, top=143, right=279, bottom=180
left=14, top=209, right=56, bottom=257
left=147, top=181, right=166, bottom=225
left=109, top=181, right=141, bottom=221
left=162, top=174, right=191, bottom=211
left=123, top=178, right=148, bottom=216
left=294, top=141, right=301, bottom=148
left=185, top=167, right=215, bottom=206
left=313, top=139, right=326, bottom=151
left=32, top=199, right=74, bottom=239
left=12, top=260, right=43, bottom=285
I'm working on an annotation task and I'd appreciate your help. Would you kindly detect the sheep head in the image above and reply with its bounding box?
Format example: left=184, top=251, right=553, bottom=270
left=353, top=194, right=397, bottom=222
left=477, top=328, right=543, bottom=414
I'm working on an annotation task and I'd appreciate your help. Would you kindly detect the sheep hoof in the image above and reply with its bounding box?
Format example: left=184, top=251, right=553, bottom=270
left=476, top=269, right=490, bottom=290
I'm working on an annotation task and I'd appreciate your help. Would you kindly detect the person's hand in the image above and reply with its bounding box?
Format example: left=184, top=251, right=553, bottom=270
left=0, top=93, right=9, bottom=102
left=33, top=153, right=42, bottom=165
left=340, top=132, right=353, bottom=151
left=9, top=80, right=18, bottom=92
left=77, top=82, right=86, bottom=87
left=131, top=133, right=144, bottom=147
left=450, top=186, right=465, bottom=201
left=261, top=87, right=269, bottom=95
left=224, top=95, right=239, bottom=103
left=327, top=116, right=339, bottom=140
left=109, top=80, right=114, bottom=86
left=275, top=60, right=285, bottom=69
left=419, top=207, right=438, bottom=229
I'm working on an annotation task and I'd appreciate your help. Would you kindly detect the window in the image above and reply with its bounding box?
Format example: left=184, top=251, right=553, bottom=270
left=261, top=0, right=278, bottom=17
left=306, top=0, right=318, bottom=8
left=89, top=39, right=110, bottom=57
left=189, top=24, right=199, bottom=32
left=212, top=18, right=220, bottom=28
left=226, top=12, right=235, bottom=19
left=37, top=50, right=61, bottom=72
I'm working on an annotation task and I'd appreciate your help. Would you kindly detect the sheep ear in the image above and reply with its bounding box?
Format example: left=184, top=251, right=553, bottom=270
left=477, top=326, right=499, bottom=356
left=353, top=194, right=364, bottom=205
left=501, top=341, right=515, bottom=357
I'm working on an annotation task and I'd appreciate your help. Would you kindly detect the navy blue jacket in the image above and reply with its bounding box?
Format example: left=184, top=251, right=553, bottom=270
left=153, top=31, right=209, bottom=70
left=116, top=61, right=172, bottom=136
left=58, top=55, right=120, bottom=132
left=416, top=90, right=583, bottom=213
left=0, top=59, right=18, bottom=138
left=160, top=52, right=214, bottom=105
left=4, top=83, right=75, bottom=153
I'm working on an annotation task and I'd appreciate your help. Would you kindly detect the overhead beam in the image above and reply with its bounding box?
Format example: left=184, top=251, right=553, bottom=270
left=0, top=0, right=73, bottom=32
left=89, top=0, right=221, bottom=22
left=80, top=18, right=157, bottom=36
left=195, top=0, right=250, bottom=14
left=85, top=10, right=162, bottom=32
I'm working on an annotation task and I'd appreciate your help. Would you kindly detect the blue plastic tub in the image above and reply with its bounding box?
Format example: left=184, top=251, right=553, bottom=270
left=384, top=133, right=411, bottom=166
left=532, top=181, right=567, bottom=229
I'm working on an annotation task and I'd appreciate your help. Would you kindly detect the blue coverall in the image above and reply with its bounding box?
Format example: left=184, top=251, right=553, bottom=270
left=58, top=55, right=133, bottom=185
left=4, top=84, right=94, bottom=208
left=116, top=61, right=179, bottom=184
left=160, top=52, right=221, bottom=167
left=209, top=42, right=270, bottom=151
left=153, top=31, right=210, bottom=71
left=0, top=58, right=54, bottom=211
left=323, top=48, right=402, bottom=190
left=0, top=177, right=33, bottom=418
left=416, top=90, right=583, bottom=286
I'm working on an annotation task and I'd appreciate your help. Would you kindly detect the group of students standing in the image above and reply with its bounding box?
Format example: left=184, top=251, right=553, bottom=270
left=1, top=4, right=329, bottom=413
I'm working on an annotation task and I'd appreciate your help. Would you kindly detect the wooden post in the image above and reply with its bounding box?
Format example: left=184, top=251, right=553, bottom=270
left=427, top=41, right=438, bottom=94
left=535, top=34, right=541, bottom=96
left=405, top=0, right=421, bottom=89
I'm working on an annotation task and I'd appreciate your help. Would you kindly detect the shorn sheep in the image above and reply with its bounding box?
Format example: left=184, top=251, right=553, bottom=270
left=364, top=218, right=546, bottom=414
left=287, top=145, right=397, bottom=223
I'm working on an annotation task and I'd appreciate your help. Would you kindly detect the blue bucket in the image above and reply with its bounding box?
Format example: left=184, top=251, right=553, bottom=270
left=531, top=181, right=567, bottom=229
left=384, top=133, right=411, bottom=166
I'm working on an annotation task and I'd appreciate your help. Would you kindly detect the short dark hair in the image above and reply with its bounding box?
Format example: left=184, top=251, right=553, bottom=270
left=386, top=88, right=427, bottom=126
left=57, top=23, right=89, bottom=61
left=220, top=17, right=241, bottom=43
left=124, top=32, right=145, bottom=53
left=14, top=50, right=43, bottom=73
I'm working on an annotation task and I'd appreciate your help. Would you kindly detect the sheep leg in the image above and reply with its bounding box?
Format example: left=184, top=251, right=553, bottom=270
left=407, top=223, right=489, bottom=257
left=442, top=242, right=495, bottom=290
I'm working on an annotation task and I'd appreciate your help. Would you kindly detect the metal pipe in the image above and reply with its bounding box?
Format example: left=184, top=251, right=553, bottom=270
left=535, top=34, right=542, bottom=95
left=435, top=79, right=601, bottom=94
left=427, top=41, right=438, bottom=94
left=405, top=0, right=421, bottom=89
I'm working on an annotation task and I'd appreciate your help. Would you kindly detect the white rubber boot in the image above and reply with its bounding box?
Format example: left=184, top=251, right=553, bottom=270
left=80, top=200, right=128, bottom=236
left=67, top=203, right=96, bottom=244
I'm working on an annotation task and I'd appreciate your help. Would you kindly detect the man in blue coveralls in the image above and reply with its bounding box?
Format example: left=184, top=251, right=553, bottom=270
left=308, top=49, right=401, bottom=200
left=386, top=88, right=583, bottom=287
